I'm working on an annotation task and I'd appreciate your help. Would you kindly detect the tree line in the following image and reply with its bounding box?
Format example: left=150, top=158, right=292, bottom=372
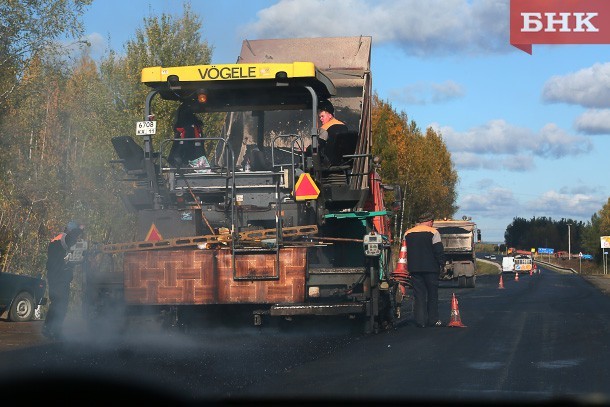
left=0, top=1, right=457, bottom=277
left=504, top=210, right=610, bottom=262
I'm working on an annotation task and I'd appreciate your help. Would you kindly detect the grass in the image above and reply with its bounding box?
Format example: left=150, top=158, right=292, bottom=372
left=537, top=257, right=606, bottom=275
left=477, top=260, right=501, bottom=275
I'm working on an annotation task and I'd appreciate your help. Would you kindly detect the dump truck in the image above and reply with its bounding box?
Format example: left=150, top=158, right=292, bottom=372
left=84, top=36, right=403, bottom=334
left=432, top=218, right=480, bottom=288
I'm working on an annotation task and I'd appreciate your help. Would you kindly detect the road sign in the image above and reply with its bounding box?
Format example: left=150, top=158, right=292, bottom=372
left=538, top=247, right=554, bottom=254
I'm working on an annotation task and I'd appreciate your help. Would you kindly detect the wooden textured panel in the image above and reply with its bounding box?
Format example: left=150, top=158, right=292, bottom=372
left=234, top=254, right=277, bottom=278
left=124, top=247, right=306, bottom=305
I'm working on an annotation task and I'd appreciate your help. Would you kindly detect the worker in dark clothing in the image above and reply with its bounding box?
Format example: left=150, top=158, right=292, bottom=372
left=42, top=220, right=84, bottom=339
left=317, top=100, right=349, bottom=166
left=318, top=100, right=348, bottom=142
left=167, top=103, right=206, bottom=168
left=404, top=212, right=445, bottom=328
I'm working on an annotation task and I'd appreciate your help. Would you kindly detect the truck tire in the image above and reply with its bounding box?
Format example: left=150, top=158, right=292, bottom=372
left=9, top=291, right=35, bottom=322
left=458, top=276, right=466, bottom=288
left=466, top=276, right=476, bottom=288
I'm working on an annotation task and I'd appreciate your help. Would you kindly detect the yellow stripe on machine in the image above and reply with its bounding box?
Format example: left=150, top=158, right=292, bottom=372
left=141, top=62, right=317, bottom=83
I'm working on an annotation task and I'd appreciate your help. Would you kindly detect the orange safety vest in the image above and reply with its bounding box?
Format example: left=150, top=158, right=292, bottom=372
left=51, top=233, right=69, bottom=250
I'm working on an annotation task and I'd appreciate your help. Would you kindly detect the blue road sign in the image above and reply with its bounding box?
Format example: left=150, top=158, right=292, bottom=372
left=538, top=248, right=554, bottom=254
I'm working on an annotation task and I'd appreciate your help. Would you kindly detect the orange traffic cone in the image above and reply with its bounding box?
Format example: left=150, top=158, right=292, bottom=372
left=391, top=239, right=410, bottom=286
left=514, top=272, right=519, bottom=282
left=498, top=274, right=505, bottom=289
left=447, top=293, right=466, bottom=327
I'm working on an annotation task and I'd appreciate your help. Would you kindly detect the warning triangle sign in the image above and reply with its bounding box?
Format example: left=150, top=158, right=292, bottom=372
left=145, top=224, right=163, bottom=241
left=294, top=173, right=320, bottom=201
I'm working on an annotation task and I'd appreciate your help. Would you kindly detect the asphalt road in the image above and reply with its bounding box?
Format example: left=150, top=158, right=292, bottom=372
left=1, top=267, right=610, bottom=405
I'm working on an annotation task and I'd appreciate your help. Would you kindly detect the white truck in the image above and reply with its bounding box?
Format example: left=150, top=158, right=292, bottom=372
left=502, top=256, right=515, bottom=273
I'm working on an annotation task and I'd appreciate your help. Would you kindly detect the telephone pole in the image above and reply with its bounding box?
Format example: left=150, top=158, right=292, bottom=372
left=568, top=223, right=572, bottom=260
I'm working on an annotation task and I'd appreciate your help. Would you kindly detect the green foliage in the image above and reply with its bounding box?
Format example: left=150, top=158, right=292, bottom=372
left=476, top=243, right=501, bottom=254
left=504, top=216, right=587, bottom=255
left=598, top=197, right=610, bottom=237
left=476, top=260, right=500, bottom=275
left=125, top=3, right=213, bottom=140
left=372, top=94, right=458, bottom=233
left=581, top=201, right=610, bottom=263
left=0, top=2, right=214, bottom=274
left=582, top=213, right=602, bottom=260
left=0, top=0, right=92, bottom=111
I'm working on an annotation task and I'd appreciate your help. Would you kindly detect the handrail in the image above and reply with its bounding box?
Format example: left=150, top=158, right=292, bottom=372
left=271, top=134, right=306, bottom=189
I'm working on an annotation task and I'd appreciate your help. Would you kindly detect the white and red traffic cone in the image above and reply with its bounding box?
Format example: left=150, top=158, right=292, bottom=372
left=391, top=239, right=409, bottom=292
left=447, top=293, right=466, bottom=328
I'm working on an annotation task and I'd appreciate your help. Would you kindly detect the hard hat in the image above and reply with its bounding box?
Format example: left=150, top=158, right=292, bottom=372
left=66, top=220, right=79, bottom=232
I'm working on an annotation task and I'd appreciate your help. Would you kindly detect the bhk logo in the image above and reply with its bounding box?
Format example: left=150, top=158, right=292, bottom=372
left=510, top=0, right=610, bottom=54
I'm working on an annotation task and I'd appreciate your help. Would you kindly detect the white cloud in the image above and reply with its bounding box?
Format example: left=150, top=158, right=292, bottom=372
left=430, top=120, right=592, bottom=171
left=524, top=190, right=602, bottom=220
left=457, top=183, right=604, bottom=240
left=559, top=184, right=603, bottom=196
left=542, top=62, right=610, bottom=108
left=459, top=187, right=520, bottom=217
left=501, top=155, right=535, bottom=171
left=537, top=123, right=592, bottom=156
left=574, top=109, right=610, bottom=135
left=431, top=81, right=465, bottom=102
left=246, top=0, right=511, bottom=56
left=451, top=152, right=501, bottom=170
left=389, top=80, right=465, bottom=105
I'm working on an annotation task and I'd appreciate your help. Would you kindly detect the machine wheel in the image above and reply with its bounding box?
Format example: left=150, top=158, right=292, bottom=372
left=9, top=292, right=35, bottom=322
left=458, top=275, right=466, bottom=288
left=466, top=275, right=476, bottom=288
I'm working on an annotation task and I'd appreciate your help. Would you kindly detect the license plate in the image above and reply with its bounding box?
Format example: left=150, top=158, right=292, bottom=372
left=136, top=120, right=156, bottom=135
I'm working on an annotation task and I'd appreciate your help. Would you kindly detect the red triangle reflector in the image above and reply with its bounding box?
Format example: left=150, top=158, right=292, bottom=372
left=294, top=173, right=320, bottom=201
left=145, top=224, right=163, bottom=242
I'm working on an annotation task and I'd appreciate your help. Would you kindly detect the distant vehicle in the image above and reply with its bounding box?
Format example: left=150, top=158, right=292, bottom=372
left=502, top=256, right=515, bottom=272
left=0, top=271, right=47, bottom=322
left=490, top=255, right=497, bottom=260
left=555, top=251, right=568, bottom=260
left=484, top=255, right=490, bottom=259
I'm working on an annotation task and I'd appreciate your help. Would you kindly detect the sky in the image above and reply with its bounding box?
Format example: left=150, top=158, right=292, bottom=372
left=78, top=0, right=609, bottom=243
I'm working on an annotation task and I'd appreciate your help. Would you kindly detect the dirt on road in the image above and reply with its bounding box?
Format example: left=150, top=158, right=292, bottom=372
left=0, top=320, right=48, bottom=350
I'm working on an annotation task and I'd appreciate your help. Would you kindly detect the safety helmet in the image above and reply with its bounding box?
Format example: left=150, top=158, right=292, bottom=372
left=66, top=220, right=79, bottom=232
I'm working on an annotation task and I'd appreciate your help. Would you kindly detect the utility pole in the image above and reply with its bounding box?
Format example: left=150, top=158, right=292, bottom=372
left=568, top=223, right=572, bottom=260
